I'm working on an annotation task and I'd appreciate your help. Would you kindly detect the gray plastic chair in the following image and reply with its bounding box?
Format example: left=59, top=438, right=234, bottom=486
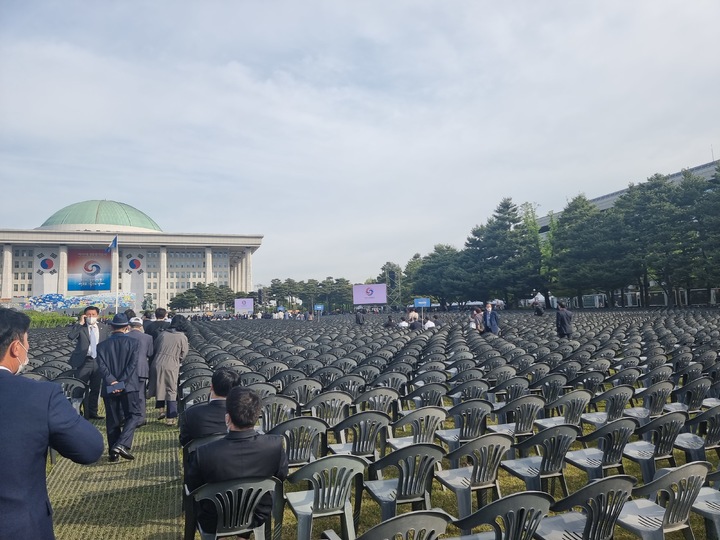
left=486, top=395, right=545, bottom=457
left=434, top=434, right=513, bottom=535
left=328, top=410, right=391, bottom=465
left=52, top=376, right=88, bottom=414
left=447, top=379, right=490, bottom=406
left=624, top=380, right=674, bottom=427
left=500, top=425, right=580, bottom=498
left=691, top=468, right=720, bottom=540
left=353, top=387, right=400, bottom=417
left=388, top=406, right=447, bottom=451
left=534, top=389, right=592, bottom=431
left=268, top=416, right=328, bottom=468
left=528, top=373, right=567, bottom=405
left=186, top=476, right=284, bottom=540
left=321, top=510, right=452, bottom=540
left=445, top=491, right=554, bottom=540
left=285, top=454, right=367, bottom=540
left=533, top=475, right=636, bottom=540
left=435, top=399, right=492, bottom=466
left=674, top=404, right=720, bottom=462
left=364, top=443, right=445, bottom=521
left=565, top=417, right=637, bottom=481
left=400, top=383, right=448, bottom=411
left=623, top=411, right=687, bottom=484
left=280, top=377, right=322, bottom=406
left=617, top=461, right=711, bottom=540
left=303, top=390, right=352, bottom=428
left=581, top=385, right=634, bottom=430
left=261, top=394, right=299, bottom=433
left=664, top=376, right=712, bottom=416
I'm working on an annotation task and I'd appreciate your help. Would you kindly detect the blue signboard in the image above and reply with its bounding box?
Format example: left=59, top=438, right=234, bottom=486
left=314, top=304, right=325, bottom=311
left=414, top=298, right=431, bottom=308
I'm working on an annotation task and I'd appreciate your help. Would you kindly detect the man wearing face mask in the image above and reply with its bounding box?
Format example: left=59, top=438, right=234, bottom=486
left=0, top=308, right=104, bottom=539
left=68, top=305, right=109, bottom=419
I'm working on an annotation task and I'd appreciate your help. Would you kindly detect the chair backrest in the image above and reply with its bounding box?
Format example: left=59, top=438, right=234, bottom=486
left=517, top=425, right=581, bottom=474
left=454, top=491, right=554, bottom=540
left=446, top=433, right=513, bottom=487
left=190, top=477, right=283, bottom=537
left=329, top=374, right=366, bottom=399
left=392, top=406, right=447, bottom=444
left=639, top=381, right=674, bottom=416
left=641, top=365, right=672, bottom=387
left=550, top=475, right=636, bottom=540
left=52, top=376, right=88, bottom=401
left=581, top=418, right=638, bottom=467
left=448, top=399, right=493, bottom=441
left=548, top=389, right=593, bottom=425
left=238, top=372, right=267, bottom=386
left=447, top=379, right=490, bottom=402
left=402, top=383, right=448, bottom=409
left=304, top=390, right=353, bottom=427
left=268, top=416, right=328, bottom=467
left=687, top=404, right=720, bottom=447
left=496, top=396, right=545, bottom=434
left=332, top=410, right=391, bottom=456
left=371, top=371, right=408, bottom=392
left=356, top=510, right=451, bottom=540
left=634, top=461, right=712, bottom=530
left=181, top=387, right=211, bottom=412
left=530, top=374, right=567, bottom=404
left=280, top=377, right=323, bottom=406
left=490, top=376, right=530, bottom=403
left=261, top=394, right=299, bottom=432
left=670, top=376, right=711, bottom=410
left=368, top=443, right=445, bottom=504
left=353, top=387, right=400, bottom=416
left=592, top=385, right=634, bottom=422
left=246, top=382, right=277, bottom=399
left=287, top=454, right=367, bottom=516
left=637, top=411, right=688, bottom=457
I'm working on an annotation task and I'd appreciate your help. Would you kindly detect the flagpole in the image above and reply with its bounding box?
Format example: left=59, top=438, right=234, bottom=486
left=115, top=236, right=120, bottom=314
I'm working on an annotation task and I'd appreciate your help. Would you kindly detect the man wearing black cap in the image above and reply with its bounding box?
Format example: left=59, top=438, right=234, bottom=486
left=96, top=313, right=142, bottom=462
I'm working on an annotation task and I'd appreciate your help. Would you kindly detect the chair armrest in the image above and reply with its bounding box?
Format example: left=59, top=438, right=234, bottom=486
left=321, top=531, right=342, bottom=540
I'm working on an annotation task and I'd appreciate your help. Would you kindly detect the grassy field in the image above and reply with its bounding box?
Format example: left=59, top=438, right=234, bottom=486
left=46, top=400, right=715, bottom=540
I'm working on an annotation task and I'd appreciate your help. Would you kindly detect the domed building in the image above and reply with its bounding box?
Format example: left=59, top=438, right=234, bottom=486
left=0, top=200, right=262, bottom=312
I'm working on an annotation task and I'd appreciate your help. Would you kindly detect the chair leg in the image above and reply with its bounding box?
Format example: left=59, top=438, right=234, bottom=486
left=639, top=460, right=656, bottom=484
left=681, top=524, right=696, bottom=540
left=380, top=500, right=395, bottom=522
left=705, top=516, right=720, bottom=540
left=296, top=513, right=313, bottom=540
left=341, top=503, right=356, bottom=540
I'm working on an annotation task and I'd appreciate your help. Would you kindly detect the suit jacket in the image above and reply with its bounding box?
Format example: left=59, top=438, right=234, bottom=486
left=96, top=333, right=141, bottom=395
left=125, top=329, right=154, bottom=380
left=186, top=430, right=288, bottom=532
left=179, top=399, right=228, bottom=447
left=556, top=309, right=574, bottom=335
left=483, top=311, right=500, bottom=334
left=0, top=370, right=104, bottom=539
left=68, top=323, right=109, bottom=369
left=146, top=320, right=171, bottom=342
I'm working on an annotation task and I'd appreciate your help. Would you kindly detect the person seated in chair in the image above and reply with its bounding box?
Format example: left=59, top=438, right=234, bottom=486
left=179, top=367, right=241, bottom=447
left=185, top=387, right=289, bottom=535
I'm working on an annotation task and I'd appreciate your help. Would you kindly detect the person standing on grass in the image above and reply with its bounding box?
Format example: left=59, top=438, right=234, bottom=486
left=0, top=308, right=103, bottom=539
left=556, top=302, right=574, bottom=338
left=96, top=313, right=143, bottom=462
left=148, top=314, right=189, bottom=425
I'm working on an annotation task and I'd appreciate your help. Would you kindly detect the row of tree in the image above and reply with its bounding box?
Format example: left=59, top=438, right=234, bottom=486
left=168, top=283, right=241, bottom=311
left=171, top=166, right=720, bottom=312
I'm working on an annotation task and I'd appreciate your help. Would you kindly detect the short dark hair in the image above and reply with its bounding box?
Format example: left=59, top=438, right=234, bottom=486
left=226, top=387, right=261, bottom=428
left=169, top=314, right=189, bottom=332
left=558, top=302, right=566, bottom=309
left=124, top=309, right=137, bottom=319
left=155, top=307, right=167, bottom=319
left=0, top=308, right=30, bottom=359
left=211, top=368, right=241, bottom=397
left=143, top=311, right=153, bottom=318
left=84, top=305, right=100, bottom=315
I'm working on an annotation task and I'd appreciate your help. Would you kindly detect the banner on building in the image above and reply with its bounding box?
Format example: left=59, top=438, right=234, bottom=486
left=67, top=249, right=112, bottom=291
left=234, top=298, right=254, bottom=314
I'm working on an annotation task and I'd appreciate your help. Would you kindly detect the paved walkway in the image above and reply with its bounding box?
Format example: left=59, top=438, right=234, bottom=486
left=48, top=415, right=184, bottom=540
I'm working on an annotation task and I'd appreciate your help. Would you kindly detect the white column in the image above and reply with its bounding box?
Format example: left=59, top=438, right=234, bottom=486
left=1, top=245, right=12, bottom=299
left=205, top=248, right=213, bottom=285
left=111, top=246, right=119, bottom=309
left=159, top=247, right=168, bottom=308
left=244, top=248, right=253, bottom=293
left=58, top=245, right=68, bottom=296
left=239, top=254, right=246, bottom=293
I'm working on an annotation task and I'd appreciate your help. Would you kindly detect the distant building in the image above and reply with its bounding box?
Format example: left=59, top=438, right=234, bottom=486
left=0, top=200, right=262, bottom=312
left=537, top=160, right=719, bottom=232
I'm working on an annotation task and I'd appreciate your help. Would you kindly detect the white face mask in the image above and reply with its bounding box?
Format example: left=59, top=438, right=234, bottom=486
left=15, top=341, right=29, bottom=375
left=86, top=316, right=98, bottom=326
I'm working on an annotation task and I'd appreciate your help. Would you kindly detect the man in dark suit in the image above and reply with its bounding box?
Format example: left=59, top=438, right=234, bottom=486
left=68, top=305, right=109, bottom=419
left=556, top=302, right=574, bottom=338
left=179, top=368, right=240, bottom=447
left=146, top=307, right=171, bottom=341
left=186, top=387, right=288, bottom=535
left=482, top=302, right=500, bottom=334
left=96, top=313, right=142, bottom=462
left=0, top=308, right=104, bottom=539
left=126, top=316, right=154, bottom=425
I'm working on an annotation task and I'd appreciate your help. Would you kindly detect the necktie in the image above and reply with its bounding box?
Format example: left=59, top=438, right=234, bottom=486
left=88, top=325, right=99, bottom=358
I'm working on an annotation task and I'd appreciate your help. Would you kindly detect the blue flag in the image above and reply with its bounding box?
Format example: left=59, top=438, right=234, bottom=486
left=106, top=235, right=118, bottom=253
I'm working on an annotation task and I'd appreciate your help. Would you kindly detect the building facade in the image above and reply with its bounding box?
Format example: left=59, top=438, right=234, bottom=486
left=0, top=200, right=262, bottom=312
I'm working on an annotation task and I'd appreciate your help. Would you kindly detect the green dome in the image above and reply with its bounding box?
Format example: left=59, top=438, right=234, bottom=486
left=37, top=200, right=162, bottom=233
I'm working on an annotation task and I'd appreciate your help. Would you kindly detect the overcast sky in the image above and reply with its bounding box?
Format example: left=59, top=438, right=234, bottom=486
left=1, top=1, right=718, bottom=289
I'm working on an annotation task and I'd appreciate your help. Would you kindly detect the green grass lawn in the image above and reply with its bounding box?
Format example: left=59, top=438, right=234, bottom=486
left=47, top=401, right=717, bottom=539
